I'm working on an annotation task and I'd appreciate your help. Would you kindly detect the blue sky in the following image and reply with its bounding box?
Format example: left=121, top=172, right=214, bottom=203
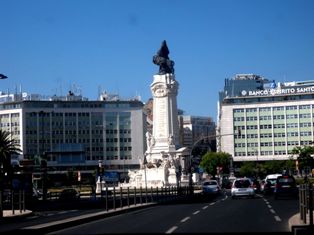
left=1, top=0, right=314, bottom=122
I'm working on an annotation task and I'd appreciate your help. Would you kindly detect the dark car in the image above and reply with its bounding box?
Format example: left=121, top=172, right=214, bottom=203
left=59, top=188, right=80, bottom=201
left=262, top=178, right=278, bottom=195
left=252, top=179, right=261, bottom=193
left=274, top=175, right=298, bottom=199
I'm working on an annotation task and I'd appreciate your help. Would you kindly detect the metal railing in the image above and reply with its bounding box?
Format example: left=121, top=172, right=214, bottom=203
left=0, top=190, right=27, bottom=218
left=299, top=183, right=313, bottom=226
left=0, top=186, right=192, bottom=218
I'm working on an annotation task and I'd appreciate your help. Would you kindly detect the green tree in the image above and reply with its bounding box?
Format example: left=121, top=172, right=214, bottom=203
left=239, top=162, right=256, bottom=177
left=0, top=130, right=22, bottom=187
left=199, top=152, right=231, bottom=178
left=291, top=145, right=314, bottom=173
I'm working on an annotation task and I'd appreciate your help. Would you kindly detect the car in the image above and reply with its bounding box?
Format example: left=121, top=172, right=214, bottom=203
left=252, top=179, right=261, bottom=193
left=274, top=175, right=298, bottom=199
left=58, top=188, right=80, bottom=201
left=202, top=180, right=221, bottom=195
left=231, top=178, right=255, bottom=199
left=262, top=174, right=282, bottom=195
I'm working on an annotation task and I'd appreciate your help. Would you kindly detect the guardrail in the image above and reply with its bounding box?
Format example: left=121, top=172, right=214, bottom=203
left=299, top=183, right=313, bottom=226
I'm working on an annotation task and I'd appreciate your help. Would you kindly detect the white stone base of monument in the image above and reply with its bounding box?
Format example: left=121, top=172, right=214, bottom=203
left=121, top=166, right=179, bottom=188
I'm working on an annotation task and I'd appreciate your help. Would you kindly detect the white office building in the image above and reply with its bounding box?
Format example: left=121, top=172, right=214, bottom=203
left=0, top=90, right=146, bottom=182
left=217, top=75, right=314, bottom=164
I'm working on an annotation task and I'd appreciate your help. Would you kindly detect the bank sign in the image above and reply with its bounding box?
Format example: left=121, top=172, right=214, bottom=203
left=241, top=86, right=314, bottom=97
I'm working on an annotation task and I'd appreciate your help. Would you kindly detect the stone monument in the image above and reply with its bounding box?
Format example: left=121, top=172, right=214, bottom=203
left=122, top=40, right=189, bottom=188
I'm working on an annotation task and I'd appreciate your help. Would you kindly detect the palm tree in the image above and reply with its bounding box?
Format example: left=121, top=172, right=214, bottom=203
left=0, top=129, right=22, bottom=186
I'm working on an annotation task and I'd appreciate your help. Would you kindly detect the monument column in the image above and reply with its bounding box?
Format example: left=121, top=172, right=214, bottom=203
left=124, top=40, right=188, bottom=188
left=144, top=40, right=180, bottom=164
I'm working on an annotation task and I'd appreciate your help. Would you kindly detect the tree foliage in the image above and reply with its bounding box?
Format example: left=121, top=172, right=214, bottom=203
left=0, top=129, right=22, bottom=176
left=238, top=159, right=297, bottom=178
left=199, top=151, right=231, bottom=177
left=291, top=145, right=314, bottom=171
left=239, top=162, right=256, bottom=177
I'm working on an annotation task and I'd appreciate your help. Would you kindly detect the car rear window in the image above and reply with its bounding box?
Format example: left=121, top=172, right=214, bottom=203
left=278, top=177, right=294, bottom=183
left=234, top=180, right=251, bottom=188
left=267, top=179, right=277, bottom=185
left=204, top=181, right=217, bottom=186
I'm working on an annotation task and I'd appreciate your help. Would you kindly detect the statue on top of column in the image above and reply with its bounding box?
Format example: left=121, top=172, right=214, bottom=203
left=153, top=40, right=175, bottom=75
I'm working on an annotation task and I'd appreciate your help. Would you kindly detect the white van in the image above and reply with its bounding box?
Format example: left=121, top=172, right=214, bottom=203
left=261, top=174, right=282, bottom=194
left=265, top=174, right=282, bottom=181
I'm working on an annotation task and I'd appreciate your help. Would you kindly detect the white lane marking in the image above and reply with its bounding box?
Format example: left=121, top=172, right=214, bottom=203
left=193, top=210, right=200, bottom=215
left=274, top=215, right=282, bottom=221
left=209, top=202, right=215, bottom=206
left=270, top=209, right=276, bottom=214
left=267, top=205, right=272, bottom=208
left=202, top=206, right=208, bottom=209
left=166, top=226, right=178, bottom=234
left=57, top=211, right=67, bottom=214
left=181, top=217, right=190, bottom=222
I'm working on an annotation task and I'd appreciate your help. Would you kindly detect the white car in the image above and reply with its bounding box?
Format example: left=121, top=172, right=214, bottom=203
left=231, top=178, right=255, bottom=199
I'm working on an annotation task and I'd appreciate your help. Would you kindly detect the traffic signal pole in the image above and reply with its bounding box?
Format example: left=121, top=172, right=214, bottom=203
left=188, top=132, right=236, bottom=195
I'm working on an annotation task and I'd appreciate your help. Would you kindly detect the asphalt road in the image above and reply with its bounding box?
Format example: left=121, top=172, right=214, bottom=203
left=47, top=191, right=299, bottom=234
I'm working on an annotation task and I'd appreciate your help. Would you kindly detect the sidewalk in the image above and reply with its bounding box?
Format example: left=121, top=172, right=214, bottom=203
left=2, top=209, right=33, bottom=218
left=288, top=212, right=314, bottom=233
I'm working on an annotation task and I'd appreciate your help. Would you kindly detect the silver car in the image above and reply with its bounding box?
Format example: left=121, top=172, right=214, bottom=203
left=231, top=178, right=255, bottom=199
left=202, top=180, right=221, bottom=195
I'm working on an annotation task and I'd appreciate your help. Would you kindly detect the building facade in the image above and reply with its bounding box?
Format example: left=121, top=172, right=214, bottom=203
left=0, top=91, right=146, bottom=182
left=217, top=74, right=314, bottom=164
left=179, top=115, right=216, bottom=150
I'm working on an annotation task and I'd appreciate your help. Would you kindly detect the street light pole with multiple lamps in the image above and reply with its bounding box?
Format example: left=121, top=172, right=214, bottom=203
left=188, top=132, right=236, bottom=194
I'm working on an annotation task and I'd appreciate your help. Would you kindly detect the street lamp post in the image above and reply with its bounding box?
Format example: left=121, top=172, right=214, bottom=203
left=251, top=147, right=259, bottom=179
left=39, top=111, right=48, bottom=201
left=188, top=132, right=236, bottom=194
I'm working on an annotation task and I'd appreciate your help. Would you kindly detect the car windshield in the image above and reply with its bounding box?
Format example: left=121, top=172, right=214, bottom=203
left=267, top=179, right=277, bottom=185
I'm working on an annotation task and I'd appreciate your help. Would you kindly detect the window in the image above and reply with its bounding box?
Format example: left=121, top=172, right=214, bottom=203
left=259, top=107, right=271, bottom=112
left=246, top=108, right=257, bottom=112
left=287, top=114, right=298, bottom=119
left=273, top=106, right=284, bottom=111
left=299, top=105, right=311, bottom=109
left=259, top=116, right=272, bottom=120
left=246, top=116, right=257, bottom=121
left=287, top=123, right=298, bottom=128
